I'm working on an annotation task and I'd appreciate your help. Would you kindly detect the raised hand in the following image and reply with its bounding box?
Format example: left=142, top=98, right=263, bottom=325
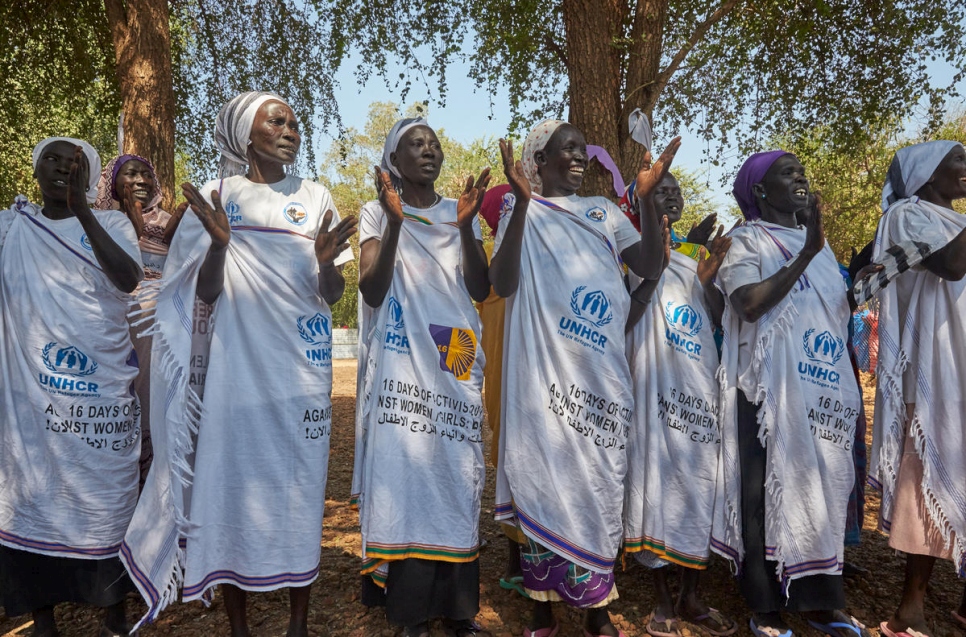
left=456, top=168, right=491, bottom=228
left=801, top=194, right=825, bottom=257
left=635, top=137, right=682, bottom=201
left=121, top=183, right=145, bottom=238
left=67, top=146, right=92, bottom=217
left=697, top=225, right=733, bottom=287
left=315, top=210, right=358, bottom=266
left=500, top=138, right=531, bottom=202
left=686, top=213, right=718, bottom=246
left=374, top=166, right=404, bottom=225
left=182, top=182, right=231, bottom=250
left=162, top=201, right=189, bottom=246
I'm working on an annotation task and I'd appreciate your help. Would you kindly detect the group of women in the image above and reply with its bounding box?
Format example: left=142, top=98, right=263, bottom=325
left=0, top=90, right=964, bottom=637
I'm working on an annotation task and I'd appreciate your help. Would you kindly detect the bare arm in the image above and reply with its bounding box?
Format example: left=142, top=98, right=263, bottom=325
left=697, top=226, right=731, bottom=327
left=457, top=170, right=492, bottom=303
left=358, top=168, right=404, bottom=308
left=67, top=149, right=142, bottom=293
left=626, top=220, right=670, bottom=333
left=489, top=139, right=532, bottom=298
left=315, top=209, right=357, bottom=306
left=181, top=182, right=231, bottom=305
left=922, top=227, right=966, bottom=280
left=621, top=138, right=682, bottom=280
left=729, top=208, right=824, bottom=324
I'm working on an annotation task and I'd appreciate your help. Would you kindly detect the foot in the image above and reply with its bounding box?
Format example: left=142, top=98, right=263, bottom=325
left=676, top=598, right=735, bottom=637
left=805, top=610, right=870, bottom=637
left=585, top=608, right=620, bottom=637
left=887, top=609, right=931, bottom=637
left=402, top=623, right=431, bottom=637
left=31, top=607, right=59, bottom=637
left=750, top=612, right=791, bottom=637
left=646, top=612, right=681, bottom=637
left=442, top=618, right=485, bottom=636
left=101, top=602, right=134, bottom=637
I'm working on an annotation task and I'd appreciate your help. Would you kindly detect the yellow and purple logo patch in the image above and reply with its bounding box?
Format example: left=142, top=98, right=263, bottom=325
left=429, top=324, right=477, bottom=381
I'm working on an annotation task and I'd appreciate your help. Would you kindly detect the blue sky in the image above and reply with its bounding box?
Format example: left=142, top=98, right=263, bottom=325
left=319, top=51, right=965, bottom=209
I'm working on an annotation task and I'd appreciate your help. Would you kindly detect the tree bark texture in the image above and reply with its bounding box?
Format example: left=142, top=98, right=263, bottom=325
left=104, top=0, right=177, bottom=211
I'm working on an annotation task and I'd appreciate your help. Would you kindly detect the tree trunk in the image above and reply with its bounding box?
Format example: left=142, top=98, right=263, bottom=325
left=104, top=0, right=177, bottom=211
left=563, top=0, right=670, bottom=199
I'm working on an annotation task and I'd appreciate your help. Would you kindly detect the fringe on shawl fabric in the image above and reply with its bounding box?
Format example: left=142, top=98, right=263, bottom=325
left=121, top=268, right=206, bottom=629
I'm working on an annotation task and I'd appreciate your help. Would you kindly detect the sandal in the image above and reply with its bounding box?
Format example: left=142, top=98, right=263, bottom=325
left=686, top=608, right=737, bottom=636
left=749, top=617, right=793, bottom=637
left=444, top=619, right=486, bottom=637
left=499, top=575, right=531, bottom=598
left=807, top=615, right=870, bottom=637
left=647, top=614, right=682, bottom=637
left=880, top=622, right=930, bottom=637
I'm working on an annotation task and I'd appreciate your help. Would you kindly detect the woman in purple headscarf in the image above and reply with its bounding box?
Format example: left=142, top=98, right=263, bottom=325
left=712, top=152, right=869, bottom=637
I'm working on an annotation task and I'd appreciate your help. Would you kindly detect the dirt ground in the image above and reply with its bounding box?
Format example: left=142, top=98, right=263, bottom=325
left=2, top=367, right=964, bottom=637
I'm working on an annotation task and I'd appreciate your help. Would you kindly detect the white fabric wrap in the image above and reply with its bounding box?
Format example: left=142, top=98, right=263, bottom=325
left=624, top=250, right=722, bottom=568
left=121, top=175, right=351, bottom=625
left=870, top=197, right=966, bottom=575
left=494, top=195, right=636, bottom=574
left=881, top=141, right=959, bottom=211
left=0, top=199, right=140, bottom=558
left=712, top=221, right=859, bottom=586
left=214, top=92, right=287, bottom=178
left=353, top=199, right=485, bottom=570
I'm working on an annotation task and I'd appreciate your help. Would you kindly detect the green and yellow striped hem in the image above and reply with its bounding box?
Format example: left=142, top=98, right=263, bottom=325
left=623, top=537, right=709, bottom=570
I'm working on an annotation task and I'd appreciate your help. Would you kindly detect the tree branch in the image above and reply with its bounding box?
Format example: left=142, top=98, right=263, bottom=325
left=544, top=32, right=570, bottom=71
left=656, top=0, right=742, bottom=87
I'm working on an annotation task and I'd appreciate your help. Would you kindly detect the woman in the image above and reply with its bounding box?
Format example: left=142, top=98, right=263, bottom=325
left=120, top=91, right=356, bottom=637
left=0, top=138, right=143, bottom=636
left=352, top=118, right=490, bottom=637
left=870, top=141, right=966, bottom=637
left=713, top=151, right=867, bottom=637
left=621, top=172, right=736, bottom=637
left=94, top=154, right=189, bottom=487
left=490, top=119, right=678, bottom=637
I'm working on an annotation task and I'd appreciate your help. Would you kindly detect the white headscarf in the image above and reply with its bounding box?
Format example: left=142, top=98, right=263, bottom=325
left=521, top=119, right=566, bottom=195
left=32, top=137, right=101, bottom=204
left=214, top=91, right=290, bottom=178
left=881, top=140, right=961, bottom=211
left=381, top=117, right=429, bottom=190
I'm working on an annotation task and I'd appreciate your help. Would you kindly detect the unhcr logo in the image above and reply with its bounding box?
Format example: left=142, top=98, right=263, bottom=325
left=387, top=296, right=405, bottom=330
left=298, top=313, right=331, bottom=346
left=802, top=329, right=844, bottom=366
left=664, top=302, right=703, bottom=337
left=42, top=343, right=98, bottom=377
left=570, top=286, right=613, bottom=328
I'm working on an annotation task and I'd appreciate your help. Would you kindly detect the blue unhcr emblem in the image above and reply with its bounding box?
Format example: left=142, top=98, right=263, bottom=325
left=803, top=329, right=844, bottom=366
left=387, top=296, right=405, bottom=330
left=571, top=286, right=613, bottom=328
left=298, top=313, right=331, bottom=346
left=664, top=302, right=703, bottom=337
left=43, top=343, right=98, bottom=377
left=585, top=206, right=607, bottom=222
left=79, top=235, right=93, bottom=251
left=225, top=200, right=243, bottom=226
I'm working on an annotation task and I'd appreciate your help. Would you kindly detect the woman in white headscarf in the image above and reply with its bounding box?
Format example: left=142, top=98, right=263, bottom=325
left=352, top=117, right=490, bottom=637
left=489, top=119, right=678, bottom=637
left=0, top=138, right=143, bottom=637
left=870, top=140, right=966, bottom=637
left=119, top=91, right=357, bottom=637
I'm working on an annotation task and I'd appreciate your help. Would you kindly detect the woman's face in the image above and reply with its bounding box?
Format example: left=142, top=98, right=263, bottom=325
left=115, top=159, right=155, bottom=203
left=34, top=140, right=83, bottom=204
left=248, top=100, right=301, bottom=167
left=391, top=125, right=443, bottom=187
left=756, top=154, right=809, bottom=216
left=927, top=145, right=966, bottom=202
left=652, top=173, right=683, bottom=224
left=536, top=125, right=587, bottom=196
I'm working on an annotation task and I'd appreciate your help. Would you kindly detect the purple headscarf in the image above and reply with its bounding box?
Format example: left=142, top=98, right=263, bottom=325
left=732, top=150, right=792, bottom=220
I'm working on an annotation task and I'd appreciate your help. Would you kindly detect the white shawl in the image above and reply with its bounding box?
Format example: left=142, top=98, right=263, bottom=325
left=122, top=175, right=351, bottom=625
left=713, top=221, right=859, bottom=587
left=0, top=198, right=141, bottom=559
left=624, top=250, right=721, bottom=568
left=870, top=197, right=966, bottom=574
left=354, top=199, right=485, bottom=578
left=494, top=195, right=635, bottom=574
